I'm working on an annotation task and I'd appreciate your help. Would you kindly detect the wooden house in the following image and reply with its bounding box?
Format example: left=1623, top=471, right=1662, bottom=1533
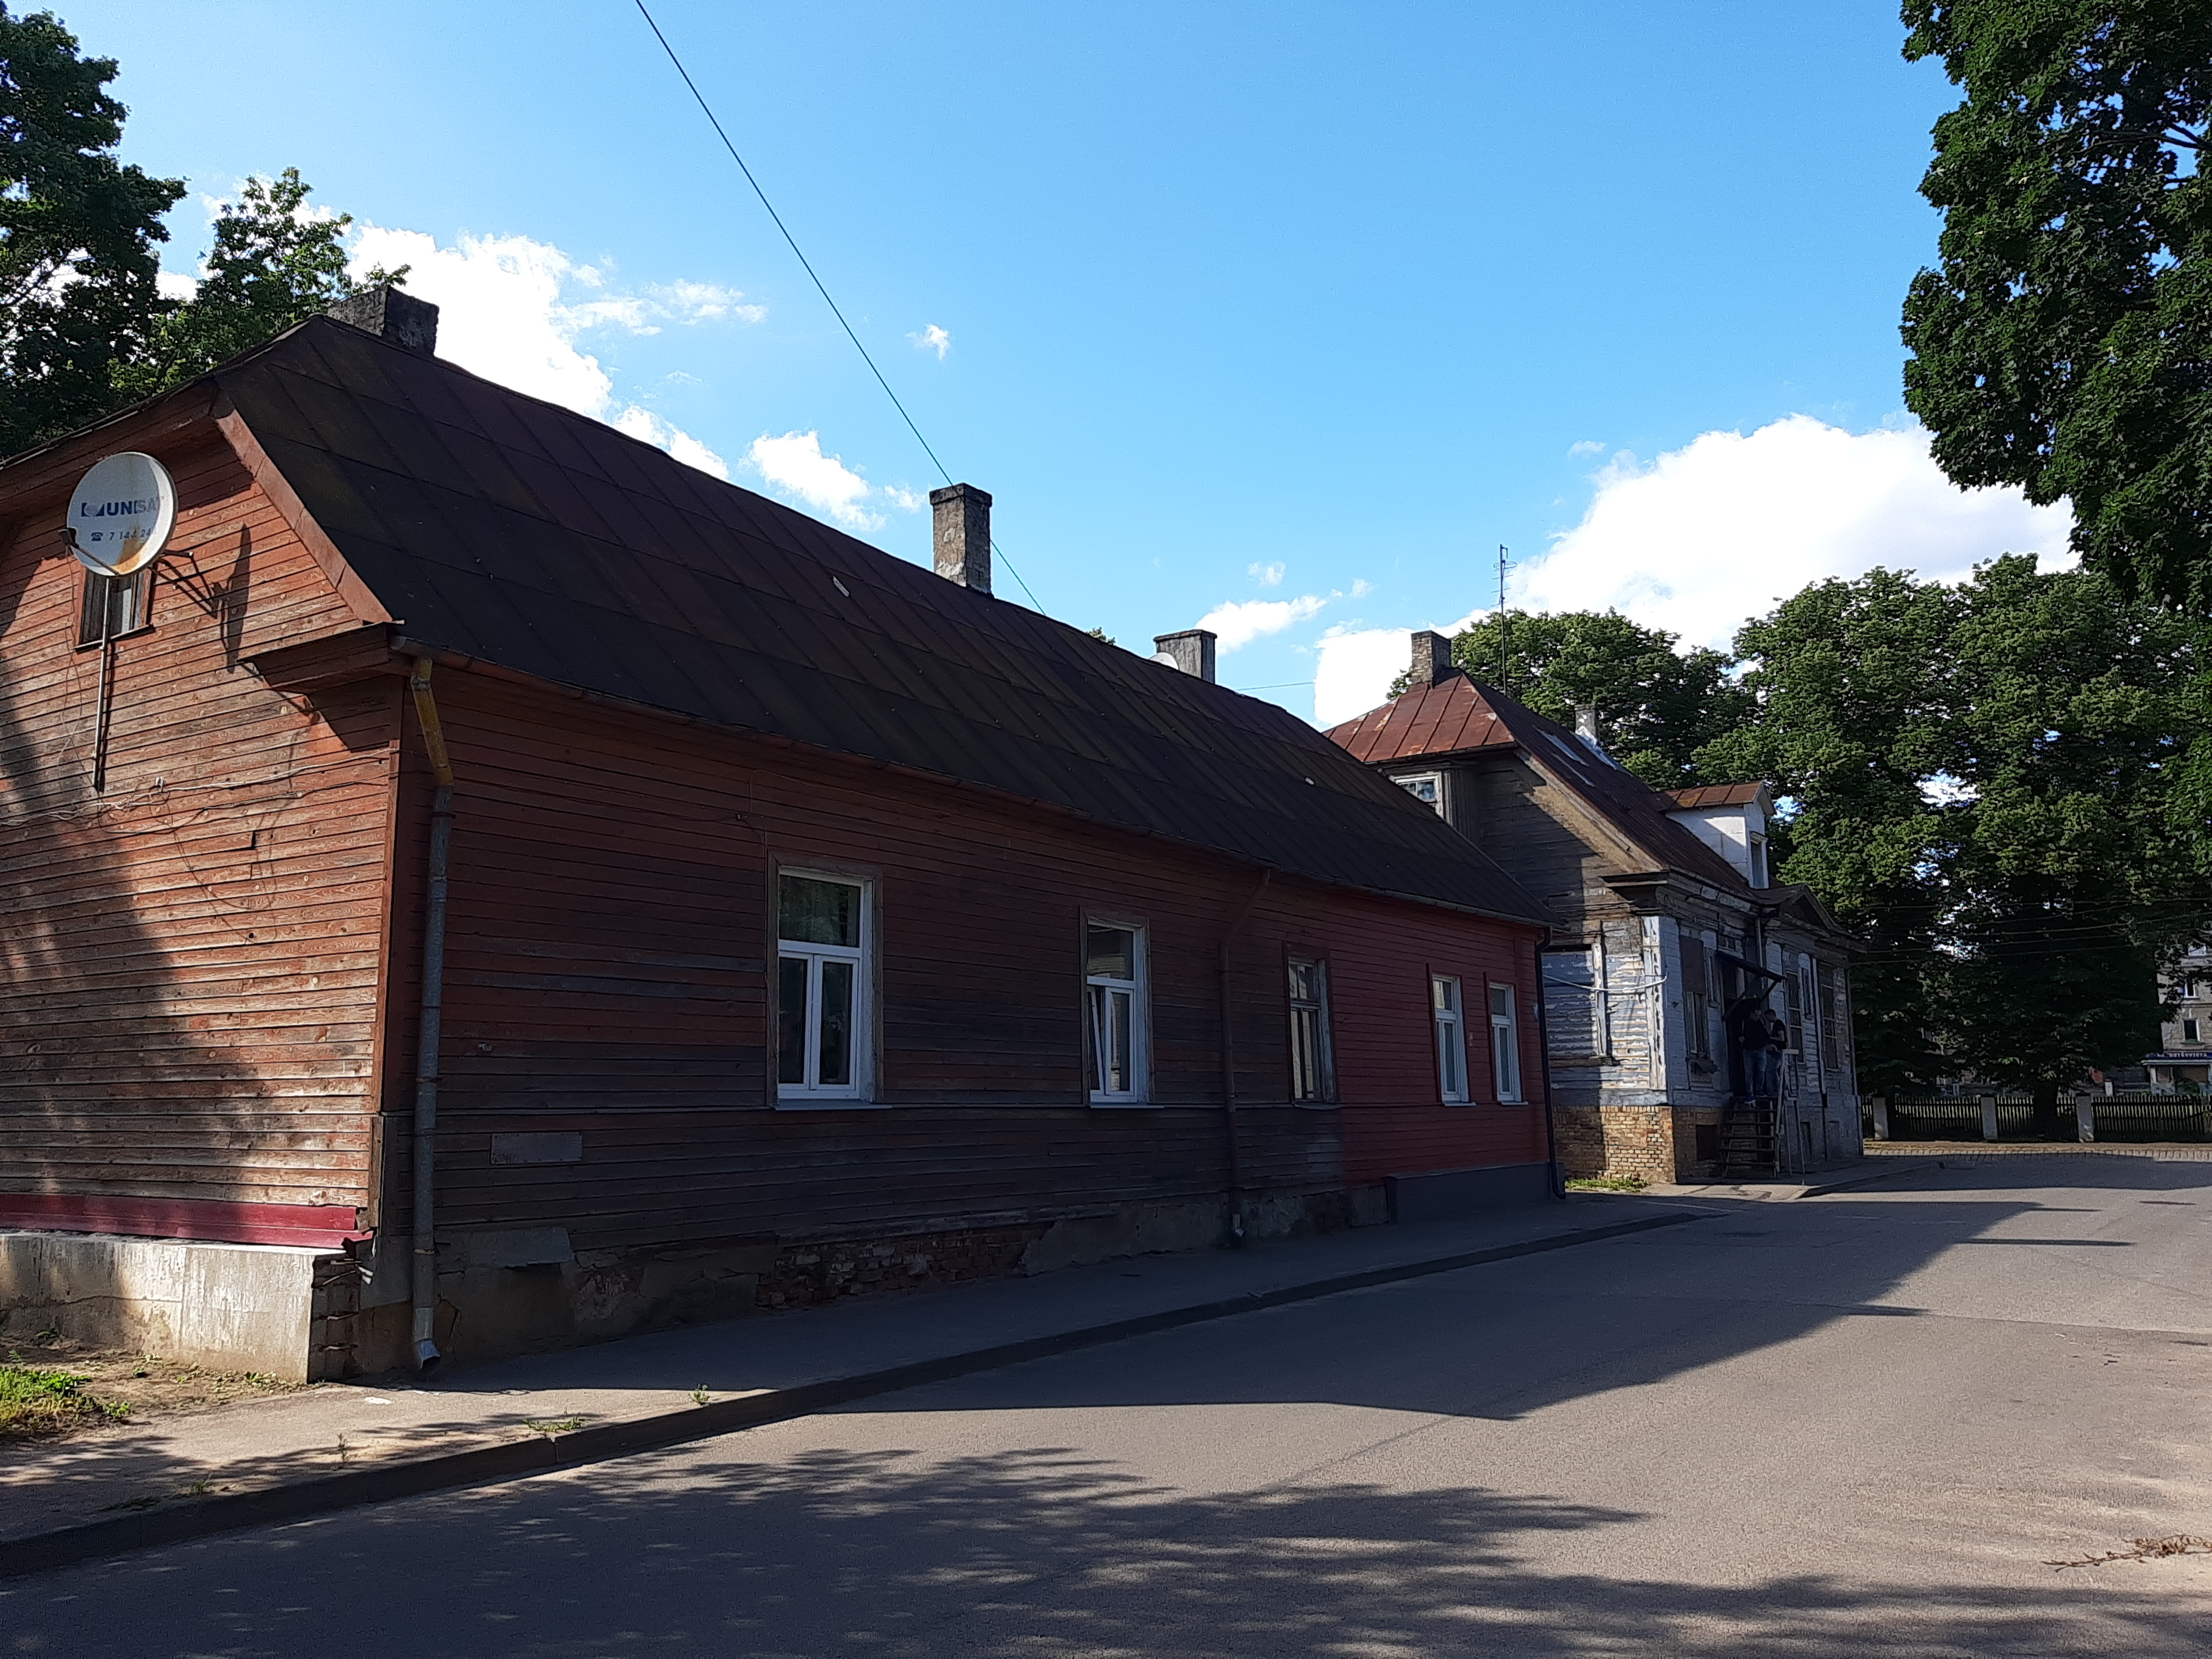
left=0, top=293, right=1556, bottom=1378
left=1326, top=633, right=1862, bottom=1183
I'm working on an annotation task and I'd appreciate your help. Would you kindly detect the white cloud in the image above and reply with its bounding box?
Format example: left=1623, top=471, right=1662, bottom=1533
left=156, top=271, right=197, bottom=303
left=1568, top=439, right=1606, bottom=457
left=1313, top=607, right=1484, bottom=728
left=1197, top=594, right=1327, bottom=652
left=1309, top=413, right=2077, bottom=729
left=748, top=431, right=879, bottom=527
left=910, top=323, right=952, bottom=359
left=1520, top=414, right=2074, bottom=651
left=344, top=225, right=755, bottom=476
left=616, top=408, right=730, bottom=481
left=1248, top=560, right=1286, bottom=587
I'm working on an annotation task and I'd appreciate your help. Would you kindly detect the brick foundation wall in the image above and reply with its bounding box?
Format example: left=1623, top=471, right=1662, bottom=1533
left=1556, top=1105, right=1706, bottom=1183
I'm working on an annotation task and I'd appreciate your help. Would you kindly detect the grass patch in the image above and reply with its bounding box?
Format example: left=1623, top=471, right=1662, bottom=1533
left=1566, top=1174, right=1648, bottom=1193
left=0, top=1363, right=131, bottom=1438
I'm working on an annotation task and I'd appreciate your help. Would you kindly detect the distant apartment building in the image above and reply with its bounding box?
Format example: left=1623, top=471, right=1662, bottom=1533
left=2145, top=944, right=2212, bottom=1093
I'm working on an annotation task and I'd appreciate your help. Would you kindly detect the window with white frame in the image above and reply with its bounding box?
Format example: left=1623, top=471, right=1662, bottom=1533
left=1489, top=983, right=1523, bottom=1101
left=1395, top=772, right=1444, bottom=815
left=777, top=871, right=870, bottom=1101
left=1433, top=974, right=1468, bottom=1102
left=1287, top=958, right=1334, bottom=1102
left=1086, top=921, right=1147, bottom=1104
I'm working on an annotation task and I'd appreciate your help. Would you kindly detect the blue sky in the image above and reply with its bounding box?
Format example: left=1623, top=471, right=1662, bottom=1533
left=74, top=0, right=2069, bottom=722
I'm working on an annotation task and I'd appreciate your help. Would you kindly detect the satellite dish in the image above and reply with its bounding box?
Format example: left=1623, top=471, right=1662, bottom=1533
left=67, top=452, right=176, bottom=577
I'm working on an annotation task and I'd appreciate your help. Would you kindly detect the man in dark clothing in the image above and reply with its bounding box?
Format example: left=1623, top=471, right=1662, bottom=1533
left=1738, top=997, right=1784, bottom=1104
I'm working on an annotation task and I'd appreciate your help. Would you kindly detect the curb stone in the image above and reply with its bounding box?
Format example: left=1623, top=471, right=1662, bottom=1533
left=0, top=1209, right=1702, bottom=1581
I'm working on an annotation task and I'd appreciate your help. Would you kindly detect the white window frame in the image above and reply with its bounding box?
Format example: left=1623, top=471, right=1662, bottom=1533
left=1433, top=973, right=1469, bottom=1103
left=1488, top=982, right=1524, bottom=1102
left=1395, top=772, right=1445, bottom=815
left=1287, top=957, right=1335, bottom=1104
left=776, top=868, right=875, bottom=1106
left=1085, top=916, right=1151, bottom=1106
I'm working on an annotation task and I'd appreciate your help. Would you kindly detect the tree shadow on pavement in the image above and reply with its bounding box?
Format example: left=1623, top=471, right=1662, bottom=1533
left=14, top=1439, right=2205, bottom=1658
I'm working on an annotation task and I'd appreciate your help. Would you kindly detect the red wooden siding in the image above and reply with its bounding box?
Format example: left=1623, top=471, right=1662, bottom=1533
left=0, top=428, right=396, bottom=1219
left=382, top=668, right=1544, bottom=1252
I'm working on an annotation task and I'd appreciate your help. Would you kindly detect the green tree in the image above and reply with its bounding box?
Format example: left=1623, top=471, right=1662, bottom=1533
left=1900, top=1, right=2212, bottom=613
left=1406, top=609, right=1751, bottom=790
left=0, top=4, right=182, bottom=455
left=116, top=167, right=403, bottom=399
left=1707, top=558, right=2212, bottom=1124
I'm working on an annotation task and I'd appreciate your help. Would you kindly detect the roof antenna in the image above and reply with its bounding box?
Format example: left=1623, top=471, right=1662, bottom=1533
left=1496, top=544, right=1511, bottom=695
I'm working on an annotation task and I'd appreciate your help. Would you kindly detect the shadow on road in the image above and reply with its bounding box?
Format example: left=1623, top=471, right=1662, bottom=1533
left=17, top=1439, right=2204, bottom=1657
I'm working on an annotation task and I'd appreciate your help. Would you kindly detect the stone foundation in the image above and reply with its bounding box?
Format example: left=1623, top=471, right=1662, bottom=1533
left=0, top=1231, right=351, bottom=1382
left=13, top=1187, right=1362, bottom=1380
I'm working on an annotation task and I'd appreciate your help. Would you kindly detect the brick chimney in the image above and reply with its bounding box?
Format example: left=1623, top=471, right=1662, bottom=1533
left=1409, top=630, right=1456, bottom=690
left=1152, top=629, right=1217, bottom=683
left=930, top=483, right=992, bottom=595
left=328, top=284, right=439, bottom=354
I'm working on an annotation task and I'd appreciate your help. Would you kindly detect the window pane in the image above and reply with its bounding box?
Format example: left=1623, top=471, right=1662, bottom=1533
left=1086, top=925, right=1135, bottom=981
left=1439, top=1020, right=1463, bottom=1097
left=1109, top=986, right=1133, bottom=1093
left=1489, top=985, right=1513, bottom=1020
left=780, top=875, right=860, bottom=947
left=818, top=958, right=855, bottom=1085
left=777, top=956, right=808, bottom=1085
left=1432, top=976, right=1457, bottom=1014
left=1291, top=1006, right=1321, bottom=1100
left=1288, top=961, right=1317, bottom=1004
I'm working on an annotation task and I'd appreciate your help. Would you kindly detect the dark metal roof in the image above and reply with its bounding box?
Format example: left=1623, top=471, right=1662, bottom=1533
left=1326, top=673, right=1752, bottom=896
left=209, top=319, right=1550, bottom=926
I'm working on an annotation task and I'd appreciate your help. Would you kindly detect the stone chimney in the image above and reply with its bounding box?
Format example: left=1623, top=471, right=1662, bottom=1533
left=328, top=284, right=439, bottom=354
left=929, top=483, right=992, bottom=595
left=1152, top=629, right=1217, bottom=683
left=1409, top=630, right=1456, bottom=690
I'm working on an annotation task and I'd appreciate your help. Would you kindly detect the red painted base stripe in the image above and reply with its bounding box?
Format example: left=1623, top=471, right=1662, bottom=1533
left=0, top=1194, right=367, bottom=1249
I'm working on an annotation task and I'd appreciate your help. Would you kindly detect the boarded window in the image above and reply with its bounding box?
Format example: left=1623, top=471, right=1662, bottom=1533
left=1680, top=933, right=1711, bottom=1061
left=1818, top=963, right=1845, bottom=1073
left=1543, top=944, right=1606, bottom=1058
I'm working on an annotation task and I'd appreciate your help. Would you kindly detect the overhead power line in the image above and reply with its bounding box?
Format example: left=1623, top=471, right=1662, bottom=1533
left=631, top=0, right=1044, bottom=612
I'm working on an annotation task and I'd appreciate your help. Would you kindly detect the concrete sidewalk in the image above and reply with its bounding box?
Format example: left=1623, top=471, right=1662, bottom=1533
left=0, top=1194, right=1706, bottom=1577
left=1639, top=1156, right=1941, bottom=1202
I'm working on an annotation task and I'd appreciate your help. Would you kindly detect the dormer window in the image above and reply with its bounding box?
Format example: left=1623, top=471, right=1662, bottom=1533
left=1748, top=833, right=1769, bottom=887
left=1396, top=772, right=1443, bottom=815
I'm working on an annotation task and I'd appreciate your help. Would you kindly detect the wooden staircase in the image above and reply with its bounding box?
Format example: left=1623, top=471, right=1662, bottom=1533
left=1719, top=1095, right=1780, bottom=1175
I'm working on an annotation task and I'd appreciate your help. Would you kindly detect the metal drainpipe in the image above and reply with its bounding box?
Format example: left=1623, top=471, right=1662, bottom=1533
left=407, top=659, right=456, bottom=1375
left=1217, top=871, right=1272, bottom=1247
left=1533, top=930, right=1564, bottom=1199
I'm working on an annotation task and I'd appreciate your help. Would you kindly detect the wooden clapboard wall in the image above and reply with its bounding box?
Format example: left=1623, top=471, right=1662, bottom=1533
left=376, top=667, right=1545, bottom=1253
left=0, top=423, right=397, bottom=1234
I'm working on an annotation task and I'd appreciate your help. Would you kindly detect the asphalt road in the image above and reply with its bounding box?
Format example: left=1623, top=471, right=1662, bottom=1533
left=8, top=1158, right=2212, bottom=1657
